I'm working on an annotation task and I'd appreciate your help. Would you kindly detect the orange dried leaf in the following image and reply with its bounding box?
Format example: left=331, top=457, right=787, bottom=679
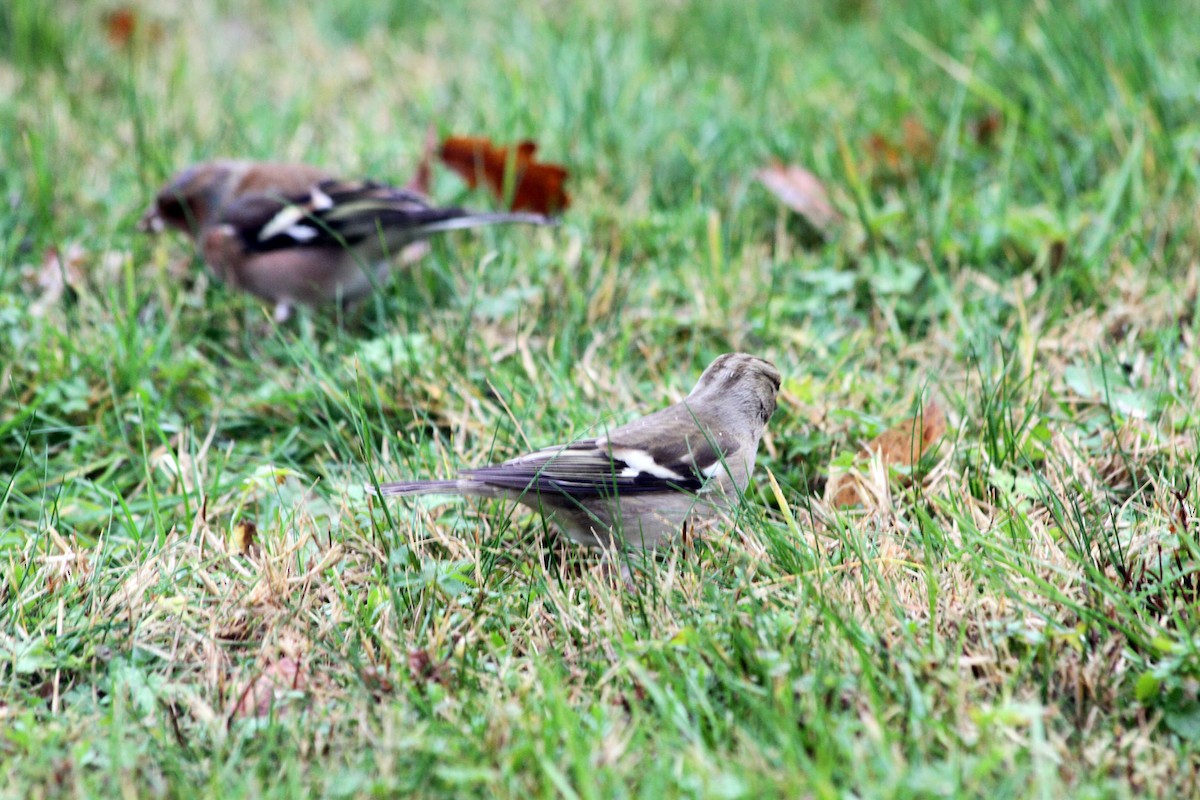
left=864, top=115, right=935, bottom=179
left=103, top=8, right=162, bottom=48
left=439, top=135, right=569, bottom=215
left=755, top=162, right=841, bottom=233
left=866, top=400, right=946, bottom=468
left=865, top=132, right=903, bottom=172
left=827, top=400, right=946, bottom=508
left=104, top=8, right=138, bottom=47
left=827, top=473, right=867, bottom=508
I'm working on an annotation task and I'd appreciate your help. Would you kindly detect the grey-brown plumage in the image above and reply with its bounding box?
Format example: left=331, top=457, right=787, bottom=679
left=375, top=353, right=782, bottom=550
left=140, top=159, right=555, bottom=320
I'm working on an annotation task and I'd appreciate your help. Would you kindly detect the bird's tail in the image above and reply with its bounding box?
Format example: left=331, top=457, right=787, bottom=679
left=315, top=181, right=557, bottom=241
left=371, top=479, right=464, bottom=497
left=323, top=203, right=556, bottom=246
left=400, top=209, right=558, bottom=235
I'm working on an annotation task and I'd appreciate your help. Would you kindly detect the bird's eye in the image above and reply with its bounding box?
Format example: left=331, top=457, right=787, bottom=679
left=156, top=194, right=192, bottom=224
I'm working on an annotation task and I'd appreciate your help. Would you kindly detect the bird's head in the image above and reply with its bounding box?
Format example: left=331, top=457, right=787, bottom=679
left=689, top=352, right=781, bottom=428
left=138, top=161, right=243, bottom=237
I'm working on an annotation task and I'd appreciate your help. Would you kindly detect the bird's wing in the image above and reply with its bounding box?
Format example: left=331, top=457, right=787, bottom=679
left=463, top=414, right=740, bottom=499
left=217, top=180, right=445, bottom=251
left=221, top=179, right=552, bottom=254
left=610, top=405, right=744, bottom=479
left=464, top=439, right=702, bottom=497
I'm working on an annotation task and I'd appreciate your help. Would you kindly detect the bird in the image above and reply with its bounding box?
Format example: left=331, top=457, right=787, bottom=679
left=374, top=353, right=782, bottom=550
left=139, top=159, right=555, bottom=320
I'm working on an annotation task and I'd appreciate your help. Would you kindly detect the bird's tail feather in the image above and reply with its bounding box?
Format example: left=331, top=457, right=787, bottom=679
left=325, top=203, right=556, bottom=244
left=373, top=479, right=464, bottom=497
left=407, top=210, right=558, bottom=233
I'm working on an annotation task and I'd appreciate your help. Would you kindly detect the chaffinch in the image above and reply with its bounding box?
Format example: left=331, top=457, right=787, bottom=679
left=374, top=353, right=781, bottom=550
left=140, top=159, right=554, bottom=320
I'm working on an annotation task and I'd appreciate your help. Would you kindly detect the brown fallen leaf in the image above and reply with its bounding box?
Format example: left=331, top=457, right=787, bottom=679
left=439, top=135, right=569, bottom=215
left=231, top=521, right=258, bottom=556
left=104, top=8, right=137, bottom=47
left=103, top=7, right=163, bottom=49
left=901, top=116, right=935, bottom=164
left=864, top=115, right=935, bottom=179
left=755, top=162, right=841, bottom=233
left=865, top=132, right=903, bottom=174
left=828, top=400, right=946, bottom=507
left=866, top=399, right=945, bottom=468
left=407, top=649, right=448, bottom=685
left=970, top=111, right=1004, bottom=147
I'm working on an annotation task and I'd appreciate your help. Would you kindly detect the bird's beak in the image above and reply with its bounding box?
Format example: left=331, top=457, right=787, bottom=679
left=137, top=203, right=165, bottom=233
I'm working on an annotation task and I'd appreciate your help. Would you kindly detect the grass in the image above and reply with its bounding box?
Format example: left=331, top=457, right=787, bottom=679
left=3, top=0, right=1200, bottom=796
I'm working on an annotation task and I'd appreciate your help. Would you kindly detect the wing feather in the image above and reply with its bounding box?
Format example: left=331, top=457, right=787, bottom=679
left=460, top=422, right=740, bottom=498
left=220, top=179, right=552, bottom=255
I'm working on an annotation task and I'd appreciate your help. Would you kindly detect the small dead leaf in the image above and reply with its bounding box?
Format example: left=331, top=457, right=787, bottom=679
left=103, top=7, right=163, bottom=48
left=827, top=470, right=874, bottom=509
left=407, top=649, right=447, bottom=685
left=866, top=400, right=946, bottom=468
left=104, top=8, right=137, bottom=47
left=970, top=111, right=1004, bottom=147
left=901, top=116, right=935, bottom=163
left=865, top=115, right=935, bottom=179
left=828, top=400, right=947, bottom=507
left=231, top=521, right=258, bottom=556
left=408, top=649, right=434, bottom=680
left=865, top=132, right=903, bottom=173
left=755, top=162, right=841, bottom=233
left=404, top=125, right=436, bottom=196
left=232, top=657, right=305, bottom=719
left=439, top=135, right=570, bottom=215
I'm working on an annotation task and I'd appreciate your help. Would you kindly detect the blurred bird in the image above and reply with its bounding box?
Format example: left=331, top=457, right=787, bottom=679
left=140, top=159, right=555, bottom=320
left=374, top=353, right=781, bottom=550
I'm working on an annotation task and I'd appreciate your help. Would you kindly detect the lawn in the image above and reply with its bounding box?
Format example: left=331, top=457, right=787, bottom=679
left=3, top=0, right=1200, bottom=796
